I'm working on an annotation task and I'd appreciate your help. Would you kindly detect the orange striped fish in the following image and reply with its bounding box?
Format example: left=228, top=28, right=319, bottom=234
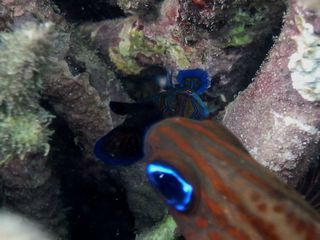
left=144, top=118, right=320, bottom=240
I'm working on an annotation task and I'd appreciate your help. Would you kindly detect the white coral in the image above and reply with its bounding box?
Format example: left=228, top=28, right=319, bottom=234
left=288, top=15, right=320, bottom=102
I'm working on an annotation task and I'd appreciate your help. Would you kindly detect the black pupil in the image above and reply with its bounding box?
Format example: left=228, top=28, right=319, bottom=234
left=152, top=172, right=185, bottom=204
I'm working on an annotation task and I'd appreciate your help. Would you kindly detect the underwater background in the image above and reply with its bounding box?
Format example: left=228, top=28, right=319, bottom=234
left=0, top=0, right=319, bottom=239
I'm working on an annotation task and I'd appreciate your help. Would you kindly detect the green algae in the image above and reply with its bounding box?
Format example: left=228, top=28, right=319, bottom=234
left=136, top=215, right=177, bottom=240
left=109, top=19, right=190, bottom=75
left=225, top=6, right=266, bottom=47
left=0, top=22, right=54, bottom=163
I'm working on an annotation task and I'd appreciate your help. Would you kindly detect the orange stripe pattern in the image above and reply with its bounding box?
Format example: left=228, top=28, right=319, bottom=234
left=143, top=118, right=320, bottom=240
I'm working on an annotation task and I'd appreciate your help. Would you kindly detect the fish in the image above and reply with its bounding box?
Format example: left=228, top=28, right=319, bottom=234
left=94, top=69, right=211, bottom=165
left=144, top=117, right=320, bottom=240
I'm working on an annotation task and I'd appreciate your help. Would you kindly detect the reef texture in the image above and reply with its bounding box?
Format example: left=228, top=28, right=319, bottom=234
left=3, top=0, right=320, bottom=239
left=81, top=0, right=285, bottom=106
left=0, top=0, right=65, bottom=27
left=0, top=22, right=53, bottom=163
left=0, top=154, right=67, bottom=239
left=44, top=69, right=112, bottom=152
left=223, top=0, right=320, bottom=187
left=0, top=22, right=68, bottom=239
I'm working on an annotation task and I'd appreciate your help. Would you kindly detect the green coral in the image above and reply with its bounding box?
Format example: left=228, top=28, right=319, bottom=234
left=225, top=7, right=266, bottom=47
left=136, top=215, right=177, bottom=240
left=0, top=22, right=54, bottom=164
left=109, top=19, right=190, bottom=75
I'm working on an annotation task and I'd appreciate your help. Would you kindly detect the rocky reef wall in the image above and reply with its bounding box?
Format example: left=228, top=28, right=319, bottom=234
left=1, top=0, right=319, bottom=240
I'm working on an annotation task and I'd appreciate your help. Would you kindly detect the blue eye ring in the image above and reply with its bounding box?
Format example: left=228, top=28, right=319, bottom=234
left=146, top=162, right=194, bottom=212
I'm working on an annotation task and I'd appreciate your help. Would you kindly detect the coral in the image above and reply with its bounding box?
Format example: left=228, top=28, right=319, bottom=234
left=75, top=0, right=285, bottom=236
left=43, top=27, right=137, bottom=238
left=67, top=29, right=132, bottom=125
left=298, top=0, right=320, bottom=15
left=109, top=17, right=191, bottom=75
left=223, top=1, right=320, bottom=187
left=179, top=0, right=241, bottom=32
left=87, top=0, right=285, bottom=108
left=0, top=154, right=68, bottom=239
left=288, top=15, right=320, bottom=101
left=0, top=1, right=134, bottom=240
left=0, top=4, right=13, bottom=31
left=0, top=113, right=51, bottom=163
left=3, top=0, right=320, bottom=239
left=117, top=0, right=157, bottom=16
left=43, top=69, right=112, bottom=152
left=1, top=0, right=63, bottom=22
left=0, top=22, right=54, bottom=163
left=136, top=215, right=177, bottom=240
left=0, top=22, right=68, bottom=239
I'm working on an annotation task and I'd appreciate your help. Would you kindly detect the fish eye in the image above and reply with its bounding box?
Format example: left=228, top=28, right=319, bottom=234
left=146, top=162, right=193, bottom=212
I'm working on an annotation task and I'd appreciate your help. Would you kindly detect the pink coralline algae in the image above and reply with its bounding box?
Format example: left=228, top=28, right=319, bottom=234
left=223, top=0, right=320, bottom=189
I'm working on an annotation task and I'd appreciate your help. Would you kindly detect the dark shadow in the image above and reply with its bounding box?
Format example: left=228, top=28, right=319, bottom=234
left=46, top=102, right=135, bottom=240
left=52, top=0, right=125, bottom=22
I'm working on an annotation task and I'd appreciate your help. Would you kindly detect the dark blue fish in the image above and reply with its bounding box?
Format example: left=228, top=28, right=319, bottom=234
left=94, top=68, right=211, bottom=165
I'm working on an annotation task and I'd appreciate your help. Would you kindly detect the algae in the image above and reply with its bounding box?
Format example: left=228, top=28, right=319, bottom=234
left=225, top=6, right=266, bottom=47
left=0, top=22, right=54, bottom=163
left=109, top=19, right=190, bottom=75
left=136, top=215, right=177, bottom=240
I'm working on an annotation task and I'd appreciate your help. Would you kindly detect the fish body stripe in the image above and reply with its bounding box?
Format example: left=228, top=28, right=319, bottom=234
left=158, top=125, right=282, bottom=239
left=144, top=118, right=320, bottom=240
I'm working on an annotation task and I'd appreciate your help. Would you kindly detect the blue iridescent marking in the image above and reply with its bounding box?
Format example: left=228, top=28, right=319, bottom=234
left=94, top=68, right=211, bottom=166
left=94, top=131, right=143, bottom=166
left=94, top=134, right=117, bottom=164
left=190, top=93, right=209, bottom=119
left=146, top=162, right=193, bottom=212
left=176, top=68, right=210, bottom=94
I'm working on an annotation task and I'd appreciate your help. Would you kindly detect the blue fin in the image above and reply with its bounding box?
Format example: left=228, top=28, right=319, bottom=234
left=94, top=125, right=144, bottom=165
left=176, top=68, right=211, bottom=94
